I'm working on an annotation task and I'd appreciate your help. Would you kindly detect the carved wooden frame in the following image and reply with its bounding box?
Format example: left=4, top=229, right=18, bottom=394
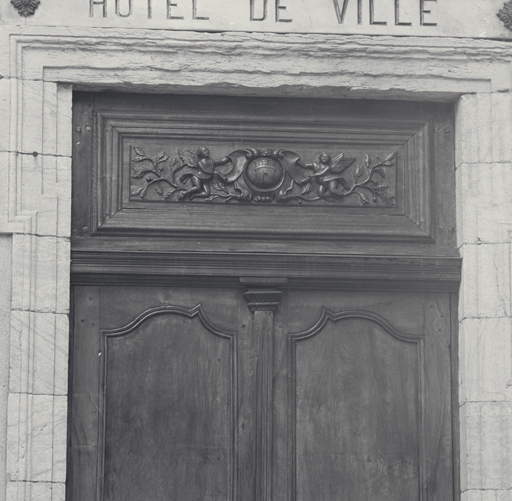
left=86, top=105, right=434, bottom=243
left=2, top=26, right=512, bottom=500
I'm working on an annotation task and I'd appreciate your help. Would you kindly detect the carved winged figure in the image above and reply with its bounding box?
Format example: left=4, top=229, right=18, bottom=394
left=11, top=0, right=40, bottom=17
left=173, top=147, right=231, bottom=200
left=305, top=152, right=356, bottom=199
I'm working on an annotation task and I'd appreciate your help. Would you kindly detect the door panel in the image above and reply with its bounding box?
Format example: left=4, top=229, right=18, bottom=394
left=275, top=290, right=454, bottom=501
left=293, top=317, right=422, bottom=501
left=70, top=286, right=454, bottom=501
left=103, top=309, right=235, bottom=501
left=70, top=286, right=244, bottom=501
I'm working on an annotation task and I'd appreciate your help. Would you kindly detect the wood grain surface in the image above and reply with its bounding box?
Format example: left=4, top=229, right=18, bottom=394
left=69, top=287, right=455, bottom=500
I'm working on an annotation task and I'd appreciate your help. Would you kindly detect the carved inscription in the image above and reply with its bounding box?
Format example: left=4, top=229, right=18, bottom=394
left=130, top=146, right=396, bottom=206
left=89, top=0, right=437, bottom=26
left=332, top=0, right=431, bottom=26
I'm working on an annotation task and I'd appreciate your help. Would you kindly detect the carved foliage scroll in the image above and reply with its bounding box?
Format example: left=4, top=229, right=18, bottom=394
left=130, top=146, right=397, bottom=206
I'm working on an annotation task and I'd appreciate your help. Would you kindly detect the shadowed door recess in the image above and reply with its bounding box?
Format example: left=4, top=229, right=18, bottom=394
left=69, top=93, right=459, bottom=501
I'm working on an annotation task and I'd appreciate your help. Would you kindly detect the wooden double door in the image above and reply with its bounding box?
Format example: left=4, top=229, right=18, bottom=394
left=69, top=283, right=456, bottom=501
left=69, top=93, right=459, bottom=500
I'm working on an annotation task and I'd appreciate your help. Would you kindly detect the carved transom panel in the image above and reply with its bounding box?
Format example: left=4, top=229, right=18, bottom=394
left=130, top=146, right=396, bottom=206
left=72, top=93, right=456, bottom=246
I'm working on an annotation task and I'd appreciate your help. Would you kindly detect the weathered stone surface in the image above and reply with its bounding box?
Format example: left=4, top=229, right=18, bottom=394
left=6, top=480, right=54, bottom=501
left=29, top=395, right=55, bottom=481
left=0, top=152, right=12, bottom=228
left=42, top=83, right=72, bottom=158
left=53, top=316, right=69, bottom=396
left=9, top=311, right=69, bottom=395
left=459, top=318, right=512, bottom=403
left=460, top=402, right=512, bottom=491
left=491, top=92, right=512, bottom=162
left=8, top=311, right=30, bottom=395
left=0, top=78, right=12, bottom=153
left=20, top=79, right=45, bottom=155
left=10, top=234, right=70, bottom=314
left=459, top=243, right=511, bottom=319
left=456, top=163, right=512, bottom=246
left=0, top=26, right=507, bottom=87
left=0, top=152, right=35, bottom=235
left=462, top=490, right=512, bottom=501
left=7, top=393, right=67, bottom=483
left=51, top=483, right=66, bottom=501
left=0, top=236, right=12, bottom=501
left=455, top=94, right=493, bottom=168
left=5, top=482, right=25, bottom=501
left=6, top=393, right=27, bottom=482
left=29, top=483, right=54, bottom=501
left=52, top=396, right=67, bottom=483
left=55, top=238, right=71, bottom=313
left=10, top=233, right=35, bottom=312
left=455, top=92, right=512, bottom=167
left=2, top=153, right=73, bottom=237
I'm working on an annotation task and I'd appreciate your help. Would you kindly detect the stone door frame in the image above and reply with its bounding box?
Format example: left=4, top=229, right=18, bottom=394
left=1, top=27, right=512, bottom=500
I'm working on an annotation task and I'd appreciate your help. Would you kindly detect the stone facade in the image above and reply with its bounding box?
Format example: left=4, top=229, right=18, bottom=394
left=1, top=4, right=512, bottom=500
left=0, top=236, right=12, bottom=501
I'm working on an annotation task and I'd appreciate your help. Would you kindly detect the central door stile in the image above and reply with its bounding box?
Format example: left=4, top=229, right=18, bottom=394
left=242, top=278, right=286, bottom=501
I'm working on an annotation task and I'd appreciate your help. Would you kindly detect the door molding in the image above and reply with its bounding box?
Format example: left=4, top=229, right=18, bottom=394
left=103, top=303, right=236, bottom=339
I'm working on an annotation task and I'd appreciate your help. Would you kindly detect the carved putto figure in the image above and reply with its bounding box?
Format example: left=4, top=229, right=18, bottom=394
left=302, top=152, right=356, bottom=199
left=174, top=147, right=231, bottom=200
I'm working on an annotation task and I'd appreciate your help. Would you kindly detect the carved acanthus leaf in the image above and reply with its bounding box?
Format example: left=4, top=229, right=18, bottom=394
left=498, top=1, right=512, bottom=30
left=11, top=0, right=40, bottom=17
